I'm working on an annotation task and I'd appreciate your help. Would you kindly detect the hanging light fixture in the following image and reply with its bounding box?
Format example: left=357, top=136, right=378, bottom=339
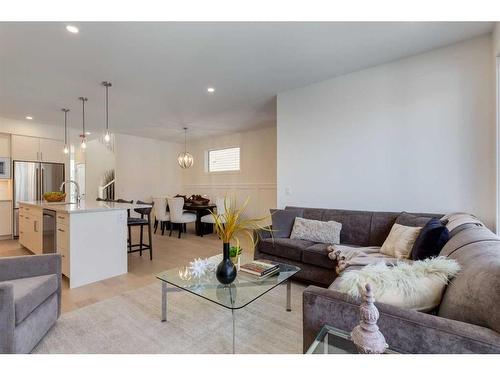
left=177, top=127, right=194, bottom=169
left=62, top=108, right=70, bottom=154
left=78, top=97, right=88, bottom=149
left=101, top=81, right=112, bottom=143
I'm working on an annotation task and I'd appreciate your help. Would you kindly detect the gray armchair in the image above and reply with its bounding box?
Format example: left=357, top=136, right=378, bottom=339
left=0, top=254, right=61, bottom=353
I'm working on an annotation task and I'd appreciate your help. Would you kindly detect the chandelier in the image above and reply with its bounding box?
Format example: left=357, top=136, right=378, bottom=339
left=177, top=127, right=194, bottom=169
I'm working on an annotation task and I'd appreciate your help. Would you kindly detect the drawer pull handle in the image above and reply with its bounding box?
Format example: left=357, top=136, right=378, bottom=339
left=58, top=216, right=65, bottom=219
left=58, top=228, right=65, bottom=232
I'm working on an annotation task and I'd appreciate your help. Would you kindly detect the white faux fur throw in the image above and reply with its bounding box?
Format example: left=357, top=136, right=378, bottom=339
left=334, top=257, right=461, bottom=311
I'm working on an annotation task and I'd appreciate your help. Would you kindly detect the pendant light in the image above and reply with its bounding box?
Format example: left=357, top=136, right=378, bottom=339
left=78, top=97, right=88, bottom=149
left=177, top=127, right=194, bottom=168
left=62, top=108, right=70, bottom=154
left=102, top=81, right=112, bottom=143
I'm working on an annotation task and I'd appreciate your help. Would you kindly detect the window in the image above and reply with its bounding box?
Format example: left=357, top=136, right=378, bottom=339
left=207, top=147, right=240, bottom=172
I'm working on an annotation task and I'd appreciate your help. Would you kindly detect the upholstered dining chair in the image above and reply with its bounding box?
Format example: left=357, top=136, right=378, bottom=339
left=167, top=197, right=196, bottom=238
left=153, top=197, right=170, bottom=235
left=200, top=197, right=227, bottom=237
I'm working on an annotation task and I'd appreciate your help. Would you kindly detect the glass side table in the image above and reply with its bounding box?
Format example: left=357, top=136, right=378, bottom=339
left=306, top=325, right=403, bottom=354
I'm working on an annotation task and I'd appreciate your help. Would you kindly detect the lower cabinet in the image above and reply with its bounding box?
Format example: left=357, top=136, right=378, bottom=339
left=56, top=213, right=70, bottom=277
left=18, top=205, right=43, bottom=254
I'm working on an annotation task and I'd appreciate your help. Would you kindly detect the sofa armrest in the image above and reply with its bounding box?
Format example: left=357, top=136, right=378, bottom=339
left=0, top=254, right=62, bottom=317
left=303, top=285, right=500, bottom=354
left=0, top=254, right=61, bottom=282
left=0, top=282, right=15, bottom=354
left=253, top=226, right=273, bottom=242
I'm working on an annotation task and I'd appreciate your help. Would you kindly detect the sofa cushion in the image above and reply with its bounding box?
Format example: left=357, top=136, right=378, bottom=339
left=380, top=223, right=422, bottom=259
left=302, top=243, right=336, bottom=270
left=290, top=217, right=341, bottom=244
left=258, top=238, right=315, bottom=262
left=270, top=208, right=303, bottom=238
left=396, top=212, right=432, bottom=227
left=411, top=218, right=449, bottom=260
left=11, top=274, right=58, bottom=325
left=369, top=212, right=399, bottom=246
left=321, top=210, right=372, bottom=246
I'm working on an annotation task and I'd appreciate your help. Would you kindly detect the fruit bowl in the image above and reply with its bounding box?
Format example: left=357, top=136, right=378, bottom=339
left=43, top=192, right=66, bottom=202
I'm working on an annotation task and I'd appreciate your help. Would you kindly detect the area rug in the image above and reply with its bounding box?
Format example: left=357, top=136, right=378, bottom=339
left=33, top=281, right=305, bottom=354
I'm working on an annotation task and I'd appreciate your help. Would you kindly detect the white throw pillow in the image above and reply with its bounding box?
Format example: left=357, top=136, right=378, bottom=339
left=380, top=223, right=421, bottom=259
left=290, top=217, right=341, bottom=244
left=333, top=257, right=461, bottom=311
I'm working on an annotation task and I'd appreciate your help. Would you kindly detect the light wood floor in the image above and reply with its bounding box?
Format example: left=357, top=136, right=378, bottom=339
left=0, top=225, right=253, bottom=313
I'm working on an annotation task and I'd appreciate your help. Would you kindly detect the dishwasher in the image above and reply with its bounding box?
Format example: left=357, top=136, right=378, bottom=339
left=42, top=209, right=57, bottom=254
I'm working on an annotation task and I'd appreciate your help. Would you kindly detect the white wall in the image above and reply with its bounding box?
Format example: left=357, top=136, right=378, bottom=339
left=84, top=139, right=116, bottom=202
left=114, top=133, right=182, bottom=202
left=182, top=126, right=277, bottom=220
left=277, top=35, right=496, bottom=228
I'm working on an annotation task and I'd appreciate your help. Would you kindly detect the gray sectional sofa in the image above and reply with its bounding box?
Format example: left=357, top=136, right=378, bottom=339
left=254, top=206, right=500, bottom=353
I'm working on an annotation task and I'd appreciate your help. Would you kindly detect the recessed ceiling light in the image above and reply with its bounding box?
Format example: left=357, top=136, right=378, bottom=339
left=25, top=116, right=33, bottom=120
left=85, top=131, right=91, bottom=135
left=66, top=25, right=79, bottom=34
left=207, top=87, right=215, bottom=93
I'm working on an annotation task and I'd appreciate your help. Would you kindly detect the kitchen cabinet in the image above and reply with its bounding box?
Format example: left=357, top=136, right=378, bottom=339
left=11, top=135, right=66, bottom=163
left=18, top=204, right=43, bottom=254
left=56, top=212, right=70, bottom=277
left=0, top=134, right=10, bottom=158
left=0, top=201, right=12, bottom=236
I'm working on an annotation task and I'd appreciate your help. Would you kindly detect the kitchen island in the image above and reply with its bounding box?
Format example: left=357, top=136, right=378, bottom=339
left=18, top=200, right=150, bottom=288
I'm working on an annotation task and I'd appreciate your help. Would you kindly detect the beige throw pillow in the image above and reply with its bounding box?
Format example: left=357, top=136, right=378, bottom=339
left=380, top=223, right=421, bottom=259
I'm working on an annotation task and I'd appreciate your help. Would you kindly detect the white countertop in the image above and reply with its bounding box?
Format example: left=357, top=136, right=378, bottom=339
left=19, top=200, right=151, bottom=214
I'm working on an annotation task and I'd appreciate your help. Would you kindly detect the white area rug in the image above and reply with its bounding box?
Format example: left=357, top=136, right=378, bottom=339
left=34, top=282, right=305, bottom=354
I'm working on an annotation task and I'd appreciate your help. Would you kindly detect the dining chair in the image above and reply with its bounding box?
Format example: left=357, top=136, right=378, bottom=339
left=167, top=197, right=196, bottom=238
left=153, top=197, right=170, bottom=235
left=200, top=197, right=227, bottom=237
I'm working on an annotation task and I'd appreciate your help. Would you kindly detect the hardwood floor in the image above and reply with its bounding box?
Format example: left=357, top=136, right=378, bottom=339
left=0, top=225, right=254, bottom=313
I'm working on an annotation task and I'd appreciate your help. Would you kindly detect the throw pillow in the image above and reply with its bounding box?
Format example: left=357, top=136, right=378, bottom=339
left=411, top=218, right=450, bottom=260
left=380, top=223, right=422, bottom=259
left=395, top=212, right=431, bottom=227
left=290, top=217, right=341, bottom=244
left=333, top=257, right=461, bottom=311
left=270, top=208, right=304, bottom=238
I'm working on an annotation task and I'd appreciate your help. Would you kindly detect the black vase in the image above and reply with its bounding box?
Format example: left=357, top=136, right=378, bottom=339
left=216, top=243, right=237, bottom=284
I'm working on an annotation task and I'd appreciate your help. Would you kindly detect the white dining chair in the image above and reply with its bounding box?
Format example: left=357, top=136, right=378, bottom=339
left=152, top=197, right=170, bottom=235
left=200, top=197, right=228, bottom=237
left=167, top=197, right=196, bottom=238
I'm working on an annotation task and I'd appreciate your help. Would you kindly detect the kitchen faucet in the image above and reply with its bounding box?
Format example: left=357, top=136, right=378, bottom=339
left=60, top=180, right=82, bottom=204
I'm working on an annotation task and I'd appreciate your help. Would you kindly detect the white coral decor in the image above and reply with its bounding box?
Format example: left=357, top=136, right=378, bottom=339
left=189, top=257, right=217, bottom=278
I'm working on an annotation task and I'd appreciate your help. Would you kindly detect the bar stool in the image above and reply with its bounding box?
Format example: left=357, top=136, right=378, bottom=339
left=127, top=200, right=154, bottom=260
left=116, top=199, right=134, bottom=254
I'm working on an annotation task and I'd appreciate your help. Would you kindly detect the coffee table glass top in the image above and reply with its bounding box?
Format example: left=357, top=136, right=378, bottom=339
left=156, top=261, right=300, bottom=310
left=306, top=325, right=402, bottom=354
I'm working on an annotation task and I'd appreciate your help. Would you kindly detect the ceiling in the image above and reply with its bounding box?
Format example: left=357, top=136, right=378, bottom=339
left=0, top=22, right=494, bottom=142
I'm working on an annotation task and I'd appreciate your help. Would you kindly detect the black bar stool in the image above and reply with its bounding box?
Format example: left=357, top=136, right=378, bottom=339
left=127, top=200, right=154, bottom=260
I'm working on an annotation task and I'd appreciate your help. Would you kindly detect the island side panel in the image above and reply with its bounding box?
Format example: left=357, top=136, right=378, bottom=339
left=68, top=209, right=128, bottom=288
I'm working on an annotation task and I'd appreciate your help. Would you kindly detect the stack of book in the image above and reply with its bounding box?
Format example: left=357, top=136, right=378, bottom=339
left=240, top=260, right=280, bottom=278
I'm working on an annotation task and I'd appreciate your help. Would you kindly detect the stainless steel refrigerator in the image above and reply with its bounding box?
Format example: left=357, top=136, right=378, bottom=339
left=13, top=161, right=65, bottom=237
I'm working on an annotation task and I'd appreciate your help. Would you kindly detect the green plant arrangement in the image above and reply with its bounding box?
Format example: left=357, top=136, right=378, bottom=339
left=229, top=245, right=242, bottom=258
left=210, top=195, right=271, bottom=284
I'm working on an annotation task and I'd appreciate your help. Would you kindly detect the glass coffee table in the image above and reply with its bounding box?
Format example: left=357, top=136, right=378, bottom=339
left=156, top=261, right=300, bottom=354
left=306, top=324, right=402, bottom=354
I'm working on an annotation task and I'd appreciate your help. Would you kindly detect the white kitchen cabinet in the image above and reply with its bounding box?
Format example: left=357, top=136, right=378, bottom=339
left=11, top=135, right=40, bottom=161
left=18, top=204, right=43, bottom=254
left=11, top=134, right=66, bottom=163
left=0, top=134, right=10, bottom=158
left=39, top=138, right=66, bottom=163
left=0, top=201, right=12, bottom=236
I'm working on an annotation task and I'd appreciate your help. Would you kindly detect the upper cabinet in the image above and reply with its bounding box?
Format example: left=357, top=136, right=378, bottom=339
left=0, top=134, right=10, bottom=158
left=11, top=135, right=66, bottom=163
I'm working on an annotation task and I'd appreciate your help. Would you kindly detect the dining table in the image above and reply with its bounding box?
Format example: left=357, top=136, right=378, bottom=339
left=182, top=202, right=217, bottom=236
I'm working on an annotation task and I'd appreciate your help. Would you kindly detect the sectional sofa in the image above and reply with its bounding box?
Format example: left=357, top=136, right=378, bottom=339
left=254, top=206, right=500, bottom=353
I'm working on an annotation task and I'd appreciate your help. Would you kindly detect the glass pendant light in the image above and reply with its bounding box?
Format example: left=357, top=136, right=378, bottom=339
left=78, top=96, right=88, bottom=149
left=62, top=108, right=70, bottom=154
left=177, top=127, right=194, bottom=168
left=102, top=81, right=112, bottom=143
